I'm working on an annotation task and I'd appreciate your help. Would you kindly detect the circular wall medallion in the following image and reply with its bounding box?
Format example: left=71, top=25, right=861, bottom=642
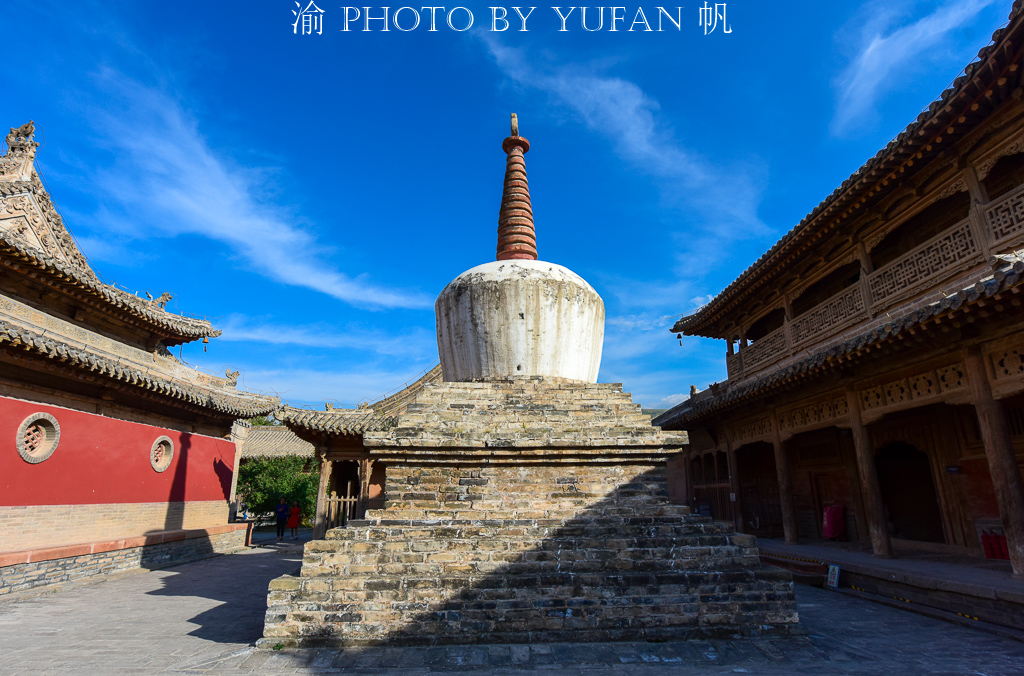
left=16, top=413, right=61, bottom=464
left=150, top=436, right=174, bottom=473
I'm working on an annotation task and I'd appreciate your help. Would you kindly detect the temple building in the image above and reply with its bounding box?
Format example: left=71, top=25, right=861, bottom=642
left=655, top=6, right=1024, bottom=579
left=0, top=122, right=277, bottom=594
left=259, top=116, right=797, bottom=648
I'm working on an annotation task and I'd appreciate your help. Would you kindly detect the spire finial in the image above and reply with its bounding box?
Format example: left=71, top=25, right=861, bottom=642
left=497, top=113, right=537, bottom=261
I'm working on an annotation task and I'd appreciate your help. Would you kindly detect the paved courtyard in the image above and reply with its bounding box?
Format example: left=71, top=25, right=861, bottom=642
left=1, top=544, right=1023, bottom=675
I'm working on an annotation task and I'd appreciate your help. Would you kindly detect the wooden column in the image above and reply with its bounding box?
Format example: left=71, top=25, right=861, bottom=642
left=770, top=410, right=799, bottom=543
left=846, top=386, right=893, bottom=558
left=359, top=458, right=375, bottom=518
left=964, top=346, right=1024, bottom=577
left=227, top=421, right=249, bottom=522
left=312, top=455, right=333, bottom=539
left=725, top=435, right=742, bottom=532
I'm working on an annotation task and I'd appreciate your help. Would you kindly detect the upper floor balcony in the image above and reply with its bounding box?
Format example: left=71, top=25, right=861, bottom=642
left=722, top=178, right=1024, bottom=383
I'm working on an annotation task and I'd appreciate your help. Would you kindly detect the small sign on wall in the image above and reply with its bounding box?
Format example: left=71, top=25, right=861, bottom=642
left=945, top=465, right=961, bottom=474
left=730, top=493, right=736, bottom=502
left=826, top=564, right=841, bottom=589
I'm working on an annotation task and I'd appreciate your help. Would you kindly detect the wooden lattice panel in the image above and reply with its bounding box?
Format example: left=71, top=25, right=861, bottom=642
left=937, top=363, right=966, bottom=391
left=867, top=219, right=978, bottom=307
left=986, top=182, right=1024, bottom=249
left=733, top=416, right=773, bottom=444
left=778, top=395, right=849, bottom=433
left=860, top=363, right=966, bottom=414
left=726, top=352, right=741, bottom=378
left=991, top=346, right=1024, bottom=380
left=789, top=285, right=867, bottom=346
left=742, top=326, right=788, bottom=371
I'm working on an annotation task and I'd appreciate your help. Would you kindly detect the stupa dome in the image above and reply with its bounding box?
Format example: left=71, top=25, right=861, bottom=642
left=435, top=115, right=605, bottom=383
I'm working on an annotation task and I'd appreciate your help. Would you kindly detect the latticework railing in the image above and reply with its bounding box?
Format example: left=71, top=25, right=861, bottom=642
left=868, top=218, right=979, bottom=307
left=742, top=326, right=787, bottom=370
left=790, top=284, right=867, bottom=347
left=986, top=181, right=1024, bottom=250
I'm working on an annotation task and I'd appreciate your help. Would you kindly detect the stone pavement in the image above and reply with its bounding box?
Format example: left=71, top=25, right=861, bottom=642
left=0, top=544, right=1023, bottom=675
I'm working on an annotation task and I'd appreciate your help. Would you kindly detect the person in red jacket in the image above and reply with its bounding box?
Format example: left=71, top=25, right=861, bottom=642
left=287, top=500, right=301, bottom=540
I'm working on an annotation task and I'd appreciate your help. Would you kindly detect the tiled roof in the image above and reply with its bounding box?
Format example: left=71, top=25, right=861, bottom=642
left=368, top=363, right=443, bottom=417
left=0, top=215, right=220, bottom=344
left=275, top=406, right=396, bottom=436
left=673, top=1, right=1024, bottom=338
left=0, top=317, right=277, bottom=418
left=242, top=426, right=315, bottom=458
left=655, top=256, right=1024, bottom=429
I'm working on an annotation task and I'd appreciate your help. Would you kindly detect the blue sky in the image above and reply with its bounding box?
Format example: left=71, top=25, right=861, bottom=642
left=2, top=0, right=1014, bottom=409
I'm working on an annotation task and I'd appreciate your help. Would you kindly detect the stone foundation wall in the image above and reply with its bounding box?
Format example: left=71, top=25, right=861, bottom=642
left=0, top=501, right=230, bottom=551
left=0, top=526, right=247, bottom=596
left=380, top=464, right=665, bottom=520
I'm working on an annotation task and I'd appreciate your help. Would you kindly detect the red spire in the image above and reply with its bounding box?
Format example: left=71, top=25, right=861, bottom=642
left=497, top=113, right=537, bottom=261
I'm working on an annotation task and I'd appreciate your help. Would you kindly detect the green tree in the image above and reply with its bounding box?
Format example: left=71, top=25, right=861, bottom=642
left=237, top=456, right=319, bottom=525
left=248, top=415, right=279, bottom=426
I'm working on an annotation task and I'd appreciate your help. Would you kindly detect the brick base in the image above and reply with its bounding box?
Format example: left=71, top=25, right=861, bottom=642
left=0, top=501, right=230, bottom=551
left=0, top=525, right=248, bottom=596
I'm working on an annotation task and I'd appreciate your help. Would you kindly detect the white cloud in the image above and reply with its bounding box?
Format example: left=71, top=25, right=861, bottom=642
left=689, top=294, right=714, bottom=310
left=82, top=69, right=432, bottom=310
left=832, top=0, right=997, bottom=134
left=480, top=36, right=770, bottom=270
left=660, top=393, right=689, bottom=407
left=217, top=314, right=437, bottom=359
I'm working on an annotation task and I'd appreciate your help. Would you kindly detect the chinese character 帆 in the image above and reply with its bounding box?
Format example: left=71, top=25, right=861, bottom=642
left=292, top=1, right=325, bottom=35
left=699, top=2, right=732, bottom=35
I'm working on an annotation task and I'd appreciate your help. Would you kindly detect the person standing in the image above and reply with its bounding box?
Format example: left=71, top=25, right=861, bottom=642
left=287, top=500, right=302, bottom=540
left=275, top=498, right=289, bottom=541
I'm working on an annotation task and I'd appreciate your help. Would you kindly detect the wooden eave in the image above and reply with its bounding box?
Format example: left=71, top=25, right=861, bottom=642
left=673, top=3, right=1024, bottom=339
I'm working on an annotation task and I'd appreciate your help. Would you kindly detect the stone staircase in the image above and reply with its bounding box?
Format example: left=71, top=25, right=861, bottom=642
left=261, top=467, right=797, bottom=647
left=259, top=379, right=799, bottom=648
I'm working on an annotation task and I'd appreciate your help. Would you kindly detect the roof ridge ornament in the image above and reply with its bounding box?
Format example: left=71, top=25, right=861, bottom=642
left=497, top=113, right=537, bottom=261
left=1, top=121, right=39, bottom=183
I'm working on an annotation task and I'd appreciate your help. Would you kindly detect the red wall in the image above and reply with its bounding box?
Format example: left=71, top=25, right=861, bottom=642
left=2, top=395, right=234, bottom=506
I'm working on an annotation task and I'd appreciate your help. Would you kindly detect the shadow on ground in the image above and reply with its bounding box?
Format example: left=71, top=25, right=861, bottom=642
left=148, top=548, right=302, bottom=643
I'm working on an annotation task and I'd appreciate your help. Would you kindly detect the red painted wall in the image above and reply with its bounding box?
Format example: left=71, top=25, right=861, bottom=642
left=2, top=395, right=234, bottom=506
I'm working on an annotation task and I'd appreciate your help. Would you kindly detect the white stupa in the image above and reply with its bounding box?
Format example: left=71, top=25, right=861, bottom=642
left=435, top=115, right=605, bottom=383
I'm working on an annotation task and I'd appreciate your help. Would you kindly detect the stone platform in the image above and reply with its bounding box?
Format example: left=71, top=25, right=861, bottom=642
left=259, top=379, right=798, bottom=647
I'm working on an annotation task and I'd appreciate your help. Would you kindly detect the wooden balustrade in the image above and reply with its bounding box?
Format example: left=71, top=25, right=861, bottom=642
left=986, top=181, right=1024, bottom=251
left=789, top=284, right=867, bottom=348
left=726, top=352, right=741, bottom=379
left=725, top=188, right=1024, bottom=383
left=741, top=326, right=788, bottom=371
left=867, top=218, right=979, bottom=308
left=325, top=481, right=360, bottom=530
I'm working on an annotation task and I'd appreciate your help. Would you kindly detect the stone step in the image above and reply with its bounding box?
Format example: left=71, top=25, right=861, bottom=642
left=365, top=509, right=692, bottom=521
left=334, top=514, right=727, bottom=531
left=263, top=565, right=795, bottom=647
left=302, top=543, right=757, bottom=566
left=300, top=555, right=765, bottom=579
